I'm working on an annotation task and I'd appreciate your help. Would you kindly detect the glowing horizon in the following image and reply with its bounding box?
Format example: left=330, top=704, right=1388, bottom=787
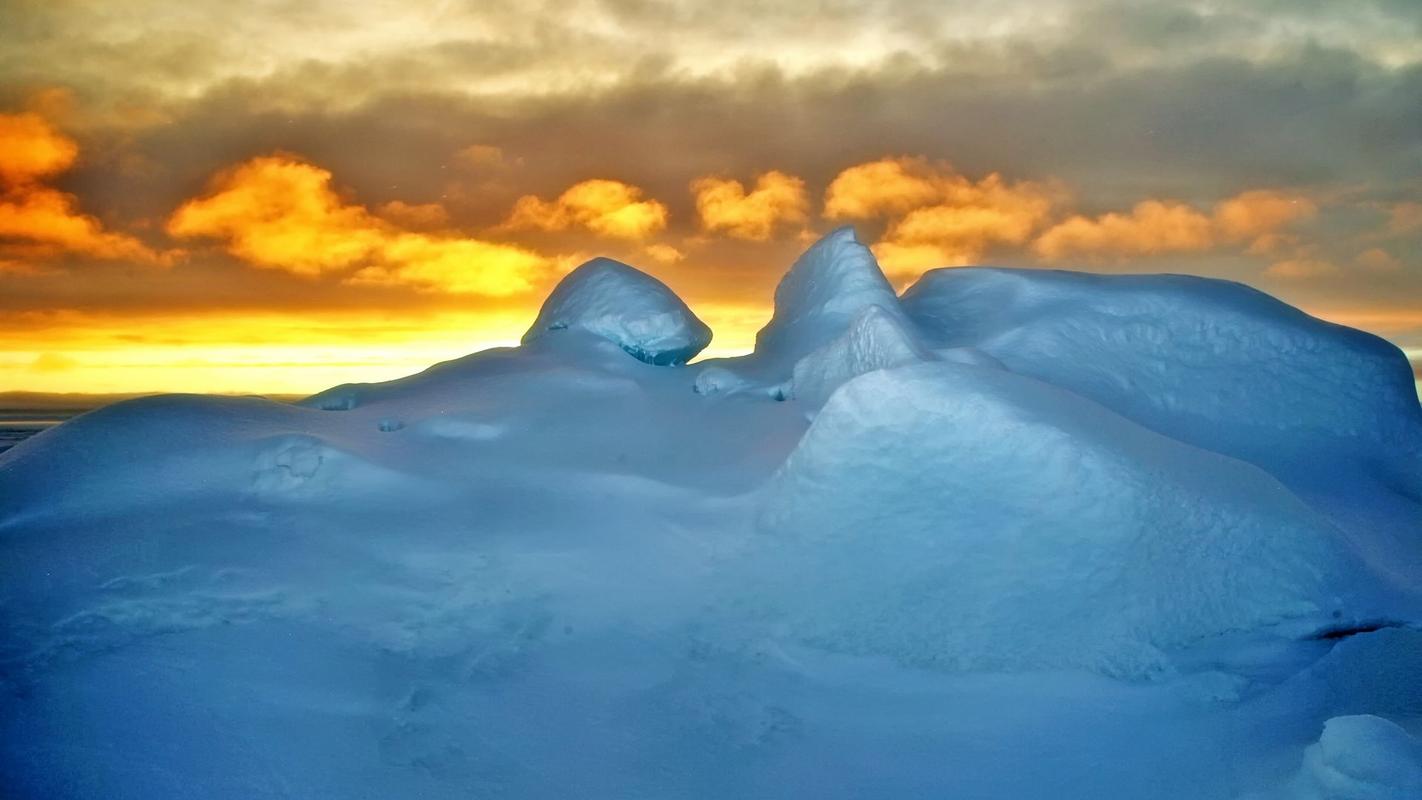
left=2, top=1, right=1420, bottom=395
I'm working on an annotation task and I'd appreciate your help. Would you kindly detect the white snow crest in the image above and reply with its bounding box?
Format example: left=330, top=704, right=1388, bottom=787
left=523, top=257, right=712, bottom=366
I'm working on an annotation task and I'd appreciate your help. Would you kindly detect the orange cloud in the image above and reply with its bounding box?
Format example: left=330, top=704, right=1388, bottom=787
left=168, top=154, right=548, bottom=295
left=377, top=200, right=450, bottom=229
left=1389, top=202, right=1422, bottom=235
left=692, top=171, right=808, bottom=240
left=0, top=111, right=164, bottom=264
left=1354, top=247, right=1402, bottom=273
left=504, top=179, right=667, bottom=240
left=643, top=243, right=685, bottom=264
left=0, top=112, right=78, bottom=185
left=825, top=158, right=1062, bottom=276
left=1265, top=257, right=1339, bottom=280
left=823, top=158, right=944, bottom=220
left=1213, top=190, right=1317, bottom=241
left=1034, top=190, right=1316, bottom=261
left=1033, top=200, right=1215, bottom=260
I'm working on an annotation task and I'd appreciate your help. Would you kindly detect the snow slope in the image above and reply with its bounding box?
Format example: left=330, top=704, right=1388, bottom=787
left=2, top=231, right=1420, bottom=799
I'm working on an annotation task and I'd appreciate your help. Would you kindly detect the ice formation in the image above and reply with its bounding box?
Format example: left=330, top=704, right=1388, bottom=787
left=758, top=362, right=1370, bottom=675
left=1291, top=716, right=1422, bottom=799
left=786, top=304, right=932, bottom=410
left=696, top=226, right=911, bottom=389
left=522, top=256, right=712, bottom=365
left=2, top=228, right=1420, bottom=799
left=899, top=267, right=1422, bottom=471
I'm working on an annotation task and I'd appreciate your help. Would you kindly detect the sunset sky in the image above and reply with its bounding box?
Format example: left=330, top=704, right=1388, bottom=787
left=1, top=0, right=1419, bottom=395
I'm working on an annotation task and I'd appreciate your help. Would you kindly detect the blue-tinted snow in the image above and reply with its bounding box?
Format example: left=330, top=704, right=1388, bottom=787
left=2, top=229, right=1420, bottom=799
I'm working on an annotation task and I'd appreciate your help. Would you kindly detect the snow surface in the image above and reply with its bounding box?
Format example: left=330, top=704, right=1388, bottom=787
left=1290, top=716, right=1422, bottom=800
left=786, top=304, right=932, bottom=410
left=697, top=226, right=912, bottom=390
left=522, top=256, right=712, bottom=366
left=2, top=229, right=1421, bottom=799
left=759, top=363, right=1372, bottom=676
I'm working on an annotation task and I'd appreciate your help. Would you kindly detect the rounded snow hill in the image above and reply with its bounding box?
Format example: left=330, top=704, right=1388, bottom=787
left=757, top=362, right=1371, bottom=677
left=1292, top=715, right=1422, bottom=799
left=899, top=267, right=1422, bottom=470
left=522, top=257, right=712, bottom=366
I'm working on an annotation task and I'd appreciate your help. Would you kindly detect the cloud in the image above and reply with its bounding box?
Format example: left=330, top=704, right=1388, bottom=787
left=1213, top=190, right=1318, bottom=241
left=0, top=112, right=78, bottom=185
left=692, top=171, right=808, bottom=241
left=826, top=157, right=1063, bottom=276
left=1264, top=257, right=1340, bottom=280
left=824, top=159, right=946, bottom=220
left=1033, top=190, right=1316, bottom=261
left=1033, top=200, right=1215, bottom=260
left=643, top=243, right=684, bottom=264
left=1390, top=202, right=1422, bottom=235
left=503, top=179, right=667, bottom=240
left=0, top=111, right=165, bottom=264
left=1354, top=247, right=1402, bottom=273
left=377, top=200, right=449, bottom=229
left=167, top=154, right=548, bottom=295
left=456, top=144, right=516, bottom=171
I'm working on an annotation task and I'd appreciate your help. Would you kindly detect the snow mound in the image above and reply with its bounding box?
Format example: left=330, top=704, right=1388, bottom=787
left=4, top=228, right=1422, bottom=798
left=694, top=226, right=913, bottom=391
left=757, top=362, right=1364, bottom=676
left=787, top=304, right=932, bottom=410
left=899, top=267, right=1422, bottom=470
left=523, top=257, right=711, bottom=366
left=754, top=227, right=906, bottom=360
left=1293, top=716, right=1422, bottom=800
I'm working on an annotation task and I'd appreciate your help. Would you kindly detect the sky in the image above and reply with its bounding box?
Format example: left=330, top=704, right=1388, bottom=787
left=0, top=0, right=1419, bottom=395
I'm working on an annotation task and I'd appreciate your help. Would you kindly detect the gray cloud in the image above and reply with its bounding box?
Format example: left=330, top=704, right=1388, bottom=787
left=1, top=0, right=1420, bottom=328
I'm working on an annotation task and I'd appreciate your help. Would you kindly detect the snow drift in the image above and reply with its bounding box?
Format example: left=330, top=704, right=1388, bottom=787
left=2, top=228, right=1420, bottom=799
left=757, top=362, right=1368, bottom=676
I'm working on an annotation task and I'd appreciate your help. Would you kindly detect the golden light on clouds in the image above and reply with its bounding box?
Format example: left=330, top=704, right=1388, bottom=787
left=1033, top=190, right=1316, bottom=261
left=0, top=112, right=78, bottom=184
left=504, top=179, right=668, bottom=240
left=692, top=171, right=808, bottom=241
left=0, top=95, right=1415, bottom=396
left=825, top=157, right=1063, bottom=276
left=0, top=111, right=166, bottom=264
left=2, top=1, right=1419, bottom=401
left=1033, top=200, right=1217, bottom=259
left=1214, top=190, right=1318, bottom=241
left=167, top=154, right=549, bottom=295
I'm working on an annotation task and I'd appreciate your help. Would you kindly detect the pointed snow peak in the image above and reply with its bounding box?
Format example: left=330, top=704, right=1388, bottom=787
left=753, top=226, right=909, bottom=361
left=523, top=257, right=712, bottom=366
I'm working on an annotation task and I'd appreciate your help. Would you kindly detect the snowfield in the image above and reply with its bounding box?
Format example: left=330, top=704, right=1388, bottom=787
left=2, top=228, right=1420, bottom=799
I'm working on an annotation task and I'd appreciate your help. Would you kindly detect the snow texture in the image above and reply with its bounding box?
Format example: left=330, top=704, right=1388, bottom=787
left=2, top=228, right=1420, bottom=800
left=786, top=303, right=932, bottom=410
left=523, top=256, right=712, bottom=365
left=1292, top=716, right=1422, bottom=799
left=899, top=266, right=1422, bottom=473
left=758, top=362, right=1368, bottom=676
left=695, top=226, right=911, bottom=389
